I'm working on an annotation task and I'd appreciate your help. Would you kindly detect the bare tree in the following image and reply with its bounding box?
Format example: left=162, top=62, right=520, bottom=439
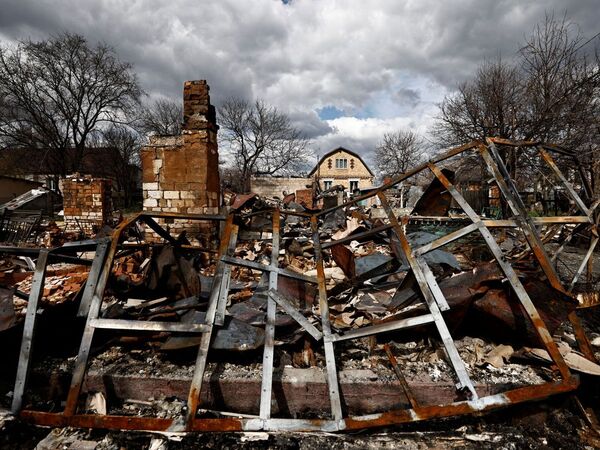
left=218, top=98, right=312, bottom=192
left=433, top=59, right=524, bottom=147
left=139, top=98, right=182, bottom=136
left=433, top=14, right=599, bottom=150
left=100, top=124, right=142, bottom=207
left=0, top=33, right=142, bottom=177
left=432, top=14, right=600, bottom=194
left=375, top=130, right=424, bottom=177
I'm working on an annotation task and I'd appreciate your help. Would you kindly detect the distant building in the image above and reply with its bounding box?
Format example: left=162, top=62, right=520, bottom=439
left=309, top=147, right=375, bottom=192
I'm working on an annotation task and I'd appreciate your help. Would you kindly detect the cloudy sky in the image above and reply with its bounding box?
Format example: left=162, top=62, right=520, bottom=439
left=0, top=0, right=598, bottom=167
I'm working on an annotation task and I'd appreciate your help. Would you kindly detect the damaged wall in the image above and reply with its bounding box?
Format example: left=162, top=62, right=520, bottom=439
left=250, top=176, right=312, bottom=199
left=141, top=80, right=220, bottom=238
left=61, top=174, right=112, bottom=232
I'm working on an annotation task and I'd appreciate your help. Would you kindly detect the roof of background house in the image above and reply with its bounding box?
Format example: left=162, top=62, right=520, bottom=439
left=308, top=147, right=375, bottom=177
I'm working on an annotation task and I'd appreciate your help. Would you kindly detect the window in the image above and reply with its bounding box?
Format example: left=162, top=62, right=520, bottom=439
left=349, top=180, right=359, bottom=192
left=335, top=158, right=348, bottom=169
left=323, top=180, right=333, bottom=190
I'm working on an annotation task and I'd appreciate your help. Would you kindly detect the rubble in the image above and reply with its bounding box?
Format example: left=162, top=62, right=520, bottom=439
left=0, top=138, right=599, bottom=440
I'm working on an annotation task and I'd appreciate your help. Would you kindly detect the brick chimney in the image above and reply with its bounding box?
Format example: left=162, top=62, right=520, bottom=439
left=141, top=80, right=220, bottom=240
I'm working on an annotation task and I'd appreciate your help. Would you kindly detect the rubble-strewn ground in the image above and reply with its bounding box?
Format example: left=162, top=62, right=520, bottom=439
left=2, top=173, right=600, bottom=448
left=2, top=395, right=599, bottom=449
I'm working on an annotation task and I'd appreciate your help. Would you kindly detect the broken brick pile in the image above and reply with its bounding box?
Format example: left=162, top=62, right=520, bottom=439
left=13, top=272, right=89, bottom=319
left=61, top=175, right=112, bottom=232
left=141, top=80, right=220, bottom=240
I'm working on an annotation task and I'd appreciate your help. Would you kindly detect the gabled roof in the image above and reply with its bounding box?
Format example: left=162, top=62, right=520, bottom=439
left=309, top=147, right=375, bottom=177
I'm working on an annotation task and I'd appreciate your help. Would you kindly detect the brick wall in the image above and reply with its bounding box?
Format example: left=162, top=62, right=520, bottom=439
left=61, top=174, right=112, bottom=232
left=141, top=80, right=220, bottom=240
left=250, top=176, right=312, bottom=199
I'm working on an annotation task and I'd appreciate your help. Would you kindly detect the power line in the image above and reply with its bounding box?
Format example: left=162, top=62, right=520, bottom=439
left=575, top=30, right=600, bottom=52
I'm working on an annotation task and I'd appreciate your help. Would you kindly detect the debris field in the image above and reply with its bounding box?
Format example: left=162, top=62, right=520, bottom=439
left=1, top=137, right=600, bottom=448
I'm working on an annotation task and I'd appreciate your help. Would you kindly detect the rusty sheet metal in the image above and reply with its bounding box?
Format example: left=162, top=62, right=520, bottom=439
left=330, top=244, right=355, bottom=279
left=470, top=279, right=578, bottom=346
left=411, top=168, right=455, bottom=216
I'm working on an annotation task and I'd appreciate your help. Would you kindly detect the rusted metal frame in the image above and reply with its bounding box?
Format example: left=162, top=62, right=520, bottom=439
left=481, top=142, right=564, bottom=291
left=89, top=318, right=210, bottom=333
left=538, top=147, right=591, bottom=217
left=19, top=377, right=578, bottom=432
left=413, top=223, right=479, bottom=256
left=215, top=224, right=239, bottom=325
left=327, top=314, right=434, bottom=343
left=11, top=249, right=49, bottom=413
left=487, top=137, right=541, bottom=147
left=184, top=214, right=234, bottom=428
left=384, top=344, right=419, bottom=409
left=311, top=215, right=343, bottom=420
left=219, top=255, right=317, bottom=284
left=378, top=192, right=477, bottom=399
left=321, top=224, right=394, bottom=250
left=62, top=216, right=140, bottom=416
left=316, top=141, right=480, bottom=217
left=531, top=216, right=591, bottom=224
left=418, top=261, right=450, bottom=311
left=342, top=377, right=578, bottom=431
left=428, top=162, right=573, bottom=380
left=259, top=210, right=280, bottom=420
left=268, top=290, right=323, bottom=341
left=568, top=236, right=599, bottom=290
left=483, top=142, right=598, bottom=362
left=77, top=239, right=111, bottom=317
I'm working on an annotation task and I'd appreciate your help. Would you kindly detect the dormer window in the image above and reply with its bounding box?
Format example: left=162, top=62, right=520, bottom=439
left=335, top=158, right=348, bottom=169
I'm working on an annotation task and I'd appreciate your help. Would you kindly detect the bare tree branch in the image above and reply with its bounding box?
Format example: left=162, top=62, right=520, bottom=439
left=375, top=130, right=424, bottom=177
left=0, top=32, right=143, bottom=176
left=218, top=97, right=313, bottom=192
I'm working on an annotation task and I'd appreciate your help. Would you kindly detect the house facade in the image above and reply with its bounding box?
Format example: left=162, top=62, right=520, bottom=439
left=309, top=147, right=375, bottom=192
